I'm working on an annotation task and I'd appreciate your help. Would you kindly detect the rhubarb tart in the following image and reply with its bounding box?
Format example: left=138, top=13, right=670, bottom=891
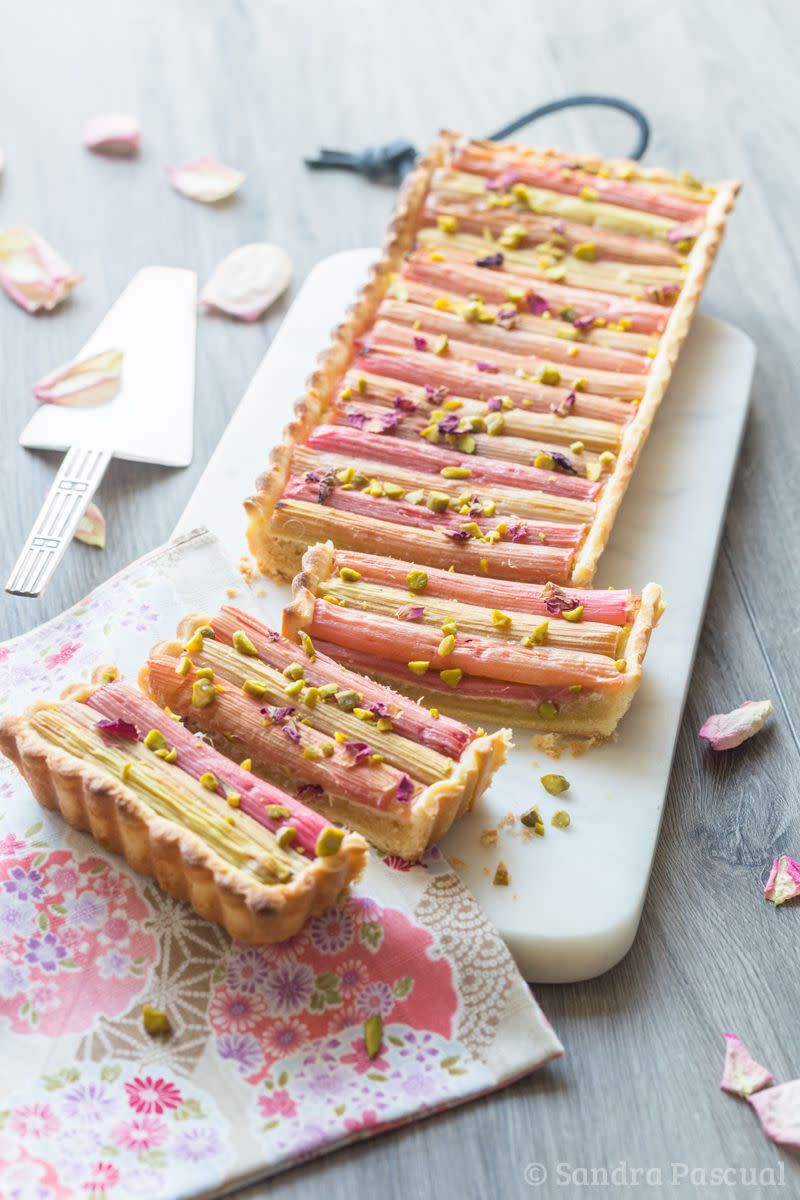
left=247, top=130, right=738, bottom=585
left=142, top=609, right=510, bottom=861
left=285, top=543, right=664, bottom=740
left=0, top=674, right=367, bottom=943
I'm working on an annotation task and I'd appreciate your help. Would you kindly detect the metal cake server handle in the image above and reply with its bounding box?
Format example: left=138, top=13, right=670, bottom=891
left=5, top=445, right=112, bottom=597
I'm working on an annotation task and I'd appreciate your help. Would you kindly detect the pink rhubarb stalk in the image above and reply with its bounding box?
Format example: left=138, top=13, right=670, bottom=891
left=211, top=607, right=474, bottom=759
left=86, top=682, right=327, bottom=854
left=331, top=550, right=635, bottom=624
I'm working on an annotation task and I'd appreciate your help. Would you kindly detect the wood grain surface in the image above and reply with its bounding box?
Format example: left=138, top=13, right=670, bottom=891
left=2, top=2, right=798, bottom=1196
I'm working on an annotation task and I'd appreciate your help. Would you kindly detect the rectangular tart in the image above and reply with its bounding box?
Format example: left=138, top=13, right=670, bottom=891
left=246, top=130, right=738, bottom=586
left=141, top=609, right=510, bottom=861
left=0, top=674, right=367, bottom=943
left=284, top=542, right=664, bottom=741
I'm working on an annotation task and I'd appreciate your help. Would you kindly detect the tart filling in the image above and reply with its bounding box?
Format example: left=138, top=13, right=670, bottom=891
left=0, top=679, right=367, bottom=943
left=246, top=130, right=738, bottom=586
left=142, top=608, right=510, bottom=861
left=284, top=543, right=664, bottom=739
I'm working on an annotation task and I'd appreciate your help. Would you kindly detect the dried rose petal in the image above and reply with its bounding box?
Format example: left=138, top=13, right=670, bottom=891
left=81, top=112, right=141, bottom=156
left=392, top=394, right=417, bottom=413
left=0, top=226, right=81, bottom=314
left=720, top=1033, right=773, bottom=1098
left=413, top=336, right=428, bottom=352
left=396, top=605, right=424, bottom=621
left=200, top=243, right=291, bottom=321
left=396, top=774, right=414, bottom=803
left=475, top=252, right=504, bottom=269
left=343, top=741, right=372, bottom=765
left=33, top=348, right=123, bottom=408
left=764, top=855, right=800, bottom=906
left=525, top=292, right=549, bottom=316
left=345, top=410, right=368, bottom=430
left=699, top=700, right=773, bottom=750
left=167, top=158, right=245, bottom=203
left=75, top=502, right=106, bottom=549
left=541, top=581, right=578, bottom=615
left=95, top=718, right=138, bottom=740
left=476, top=361, right=499, bottom=373
left=437, top=414, right=460, bottom=434
left=485, top=169, right=520, bottom=192
left=283, top=724, right=301, bottom=745
left=749, top=1080, right=800, bottom=1146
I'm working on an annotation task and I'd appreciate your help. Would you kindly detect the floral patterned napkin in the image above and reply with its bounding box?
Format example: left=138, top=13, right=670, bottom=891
left=0, top=529, right=562, bottom=1200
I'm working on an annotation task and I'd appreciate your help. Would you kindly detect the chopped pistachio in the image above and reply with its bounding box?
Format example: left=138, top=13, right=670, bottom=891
left=551, top=810, right=571, bottom=829
left=615, top=658, right=627, bottom=673
left=430, top=707, right=440, bottom=719
left=285, top=679, right=304, bottom=698
left=437, top=214, right=458, bottom=234
left=191, top=679, right=216, bottom=709
left=426, top=492, right=451, bottom=513
left=406, top=569, right=428, bottom=592
left=541, top=773, right=570, bottom=796
left=283, top=662, right=305, bottom=681
left=226, top=792, right=241, bottom=808
left=353, top=707, right=375, bottom=721
left=579, top=185, right=599, bottom=202
left=316, top=826, right=345, bottom=857
left=441, top=619, right=457, bottom=635
left=369, top=752, right=384, bottom=765
left=599, top=451, right=616, bottom=471
left=376, top=717, right=393, bottom=733
left=318, top=682, right=339, bottom=699
left=241, top=681, right=268, bottom=700
left=457, top=433, right=477, bottom=454
left=498, top=223, right=527, bottom=249
left=320, top=741, right=335, bottom=757
left=434, top=334, right=449, bottom=355
left=144, top=729, right=167, bottom=752
left=539, top=364, right=561, bottom=386
left=302, top=746, right=319, bottom=761
left=183, top=629, right=205, bottom=654
left=493, top=862, right=510, bottom=886
left=520, top=805, right=545, bottom=834
left=573, top=377, right=588, bottom=392
left=492, top=609, right=511, bottom=629
left=568, top=684, right=583, bottom=694
left=340, top=385, right=352, bottom=401
left=405, top=489, right=426, bottom=505
left=335, top=689, right=361, bottom=710
left=232, top=630, right=258, bottom=656
left=573, top=241, right=597, bottom=262
left=433, top=296, right=451, bottom=310
left=277, top=825, right=298, bottom=849
left=534, top=452, right=554, bottom=470
left=479, top=558, right=489, bottom=574
left=441, top=465, right=471, bottom=480
left=240, top=758, right=252, bottom=771
left=485, top=412, right=505, bottom=436
left=142, top=1005, right=171, bottom=1037
left=195, top=667, right=214, bottom=680
left=537, top=700, right=559, bottom=720
left=570, top=440, right=585, bottom=454
left=199, top=772, right=218, bottom=791
left=383, top=482, right=405, bottom=500
left=440, top=668, right=463, bottom=688
left=437, top=634, right=456, bottom=657
left=562, top=605, right=584, bottom=623
left=154, top=747, right=178, bottom=764
left=303, top=686, right=320, bottom=707
left=364, top=1012, right=384, bottom=1059
left=176, top=656, right=192, bottom=676
left=407, top=661, right=430, bottom=676
left=299, top=631, right=316, bottom=659
left=266, top=804, right=290, bottom=820
left=339, top=566, right=361, bottom=582
left=336, top=465, right=355, bottom=484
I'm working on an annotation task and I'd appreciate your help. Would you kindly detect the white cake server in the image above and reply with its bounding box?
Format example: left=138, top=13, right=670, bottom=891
left=6, top=266, right=197, bottom=597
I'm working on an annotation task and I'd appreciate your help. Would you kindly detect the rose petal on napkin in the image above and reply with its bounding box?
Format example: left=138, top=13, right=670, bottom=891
left=698, top=699, right=773, bottom=750
left=749, top=1080, right=800, bottom=1146
left=720, top=1033, right=773, bottom=1098
left=33, top=348, right=123, bottom=407
left=82, top=112, right=141, bottom=155
left=167, top=158, right=245, bottom=203
left=764, top=854, right=800, bottom=906
left=200, top=243, right=291, bottom=321
left=75, top=502, right=106, bottom=549
left=0, top=226, right=82, bottom=313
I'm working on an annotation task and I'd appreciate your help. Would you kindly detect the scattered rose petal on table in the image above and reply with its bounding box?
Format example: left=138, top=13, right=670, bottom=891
left=764, top=854, right=800, bottom=906
left=33, top=348, right=123, bottom=407
left=749, top=1080, right=800, bottom=1146
left=167, top=158, right=245, bottom=203
left=75, top=502, right=106, bottom=549
left=81, top=111, right=141, bottom=155
left=0, top=226, right=82, bottom=313
left=720, top=1033, right=773, bottom=1098
left=698, top=699, right=773, bottom=750
left=200, top=243, right=291, bottom=320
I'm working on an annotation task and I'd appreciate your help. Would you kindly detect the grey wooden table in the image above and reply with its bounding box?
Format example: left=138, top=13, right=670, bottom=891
left=2, top=1, right=798, bottom=1196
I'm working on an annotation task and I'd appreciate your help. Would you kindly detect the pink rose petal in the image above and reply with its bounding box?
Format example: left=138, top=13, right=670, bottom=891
left=200, top=243, right=291, bottom=321
left=75, top=502, right=106, bottom=549
left=698, top=699, right=773, bottom=750
left=33, top=348, right=123, bottom=407
left=0, top=226, right=82, bottom=313
left=167, top=158, right=244, bottom=203
left=749, top=1080, right=800, bottom=1146
left=720, top=1033, right=773, bottom=1098
left=764, top=854, right=800, bottom=906
left=81, top=112, right=141, bottom=156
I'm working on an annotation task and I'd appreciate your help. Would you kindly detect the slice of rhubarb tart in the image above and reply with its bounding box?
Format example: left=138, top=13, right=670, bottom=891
left=0, top=673, right=367, bottom=943
left=285, top=543, right=664, bottom=741
left=246, top=130, right=738, bottom=586
left=142, top=610, right=510, bottom=861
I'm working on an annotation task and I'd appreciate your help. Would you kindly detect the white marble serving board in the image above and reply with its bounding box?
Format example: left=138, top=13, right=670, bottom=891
left=176, top=249, right=755, bottom=984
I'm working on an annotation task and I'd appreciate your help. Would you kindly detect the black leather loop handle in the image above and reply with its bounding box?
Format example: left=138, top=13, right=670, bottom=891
left=305, top=94, right=650, bottom=182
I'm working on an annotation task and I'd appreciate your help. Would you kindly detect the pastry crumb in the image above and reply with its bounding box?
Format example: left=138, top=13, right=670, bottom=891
left=225, top=586, right=238, bottom=598
left=480, top=829, right=498, bottom=848
left=498, top=812, right=516, bottom=829
left=238, top=556, right=259, bottom=584
left=447, top=855, right=466, bottom=870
